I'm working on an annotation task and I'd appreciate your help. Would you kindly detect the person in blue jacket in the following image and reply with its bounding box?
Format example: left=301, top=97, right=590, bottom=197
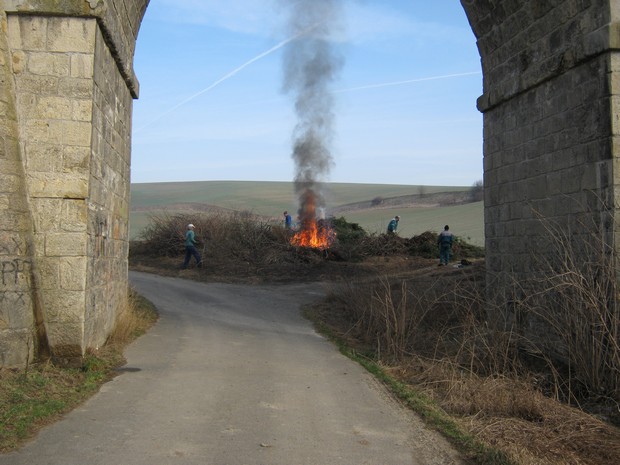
left=283, top=211, right=293, bottom=230
left=438, top=225, right=454, bottom=266
left=182, top=223, right=202, bottom=269
left=387, top=215, right=400, bottom=234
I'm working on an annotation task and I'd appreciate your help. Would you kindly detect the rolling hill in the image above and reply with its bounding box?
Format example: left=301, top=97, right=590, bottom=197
left=129, top=181, right=484, bottom=246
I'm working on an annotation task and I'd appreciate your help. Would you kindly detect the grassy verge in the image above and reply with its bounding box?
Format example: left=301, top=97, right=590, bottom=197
left=304, top=305, right=516, bottom=465
left=0, top=289, right=158, bottom=452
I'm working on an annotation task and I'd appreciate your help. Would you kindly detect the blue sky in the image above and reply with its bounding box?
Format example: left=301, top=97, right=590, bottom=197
left=131, top=0, right=483, bottom=187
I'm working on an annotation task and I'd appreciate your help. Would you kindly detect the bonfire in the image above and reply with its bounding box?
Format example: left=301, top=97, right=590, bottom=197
left=290, top=190, right=335, bottom=250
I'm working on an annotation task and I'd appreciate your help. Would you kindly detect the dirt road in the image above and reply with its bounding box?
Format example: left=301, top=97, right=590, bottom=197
left=0, top=271, right=464, bottom=465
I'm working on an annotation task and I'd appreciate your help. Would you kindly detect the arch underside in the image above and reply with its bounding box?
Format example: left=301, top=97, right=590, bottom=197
left=0, top=0, right=618, bottom=365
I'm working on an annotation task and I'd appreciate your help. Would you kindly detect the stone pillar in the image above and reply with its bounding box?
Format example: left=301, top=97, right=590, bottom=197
left=8, top=15, right=96, bottom=363
left=461, top=0, right=619, bottom=333
left=0, top=0, right=148, bottom=366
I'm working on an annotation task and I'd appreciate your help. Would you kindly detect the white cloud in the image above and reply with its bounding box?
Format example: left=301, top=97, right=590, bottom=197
left=147, top=1, right=465, bottom=44
left=342, top=1, right=468, bottom=45
left=149, top=0, right=281, bottom=35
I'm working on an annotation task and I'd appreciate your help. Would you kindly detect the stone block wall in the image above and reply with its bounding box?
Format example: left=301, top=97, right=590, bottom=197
left=482, top=50, right=614, bottom=270
left=461, top=0, right=619, bottom=333
left=85, top=24, right=132, bottom=351
left=0, top=12, right=38, bottom=366
left=8, top=15, right=96, bottom=362
left=0, top=0, right=147, bottom=366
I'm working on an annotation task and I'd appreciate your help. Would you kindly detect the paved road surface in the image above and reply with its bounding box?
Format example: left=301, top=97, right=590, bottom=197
left=0, top=271, right=464, bottom=465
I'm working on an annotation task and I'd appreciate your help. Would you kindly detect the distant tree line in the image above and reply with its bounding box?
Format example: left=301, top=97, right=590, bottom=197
left=470, top=179, right=483, bottom=202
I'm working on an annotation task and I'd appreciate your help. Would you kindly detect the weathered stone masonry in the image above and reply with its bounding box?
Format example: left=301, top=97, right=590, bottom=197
left=1, top=0, right=620, bottom=366
left=461, top=0, right=620, bottom=327
left=0, top=0, right=147, bottom=366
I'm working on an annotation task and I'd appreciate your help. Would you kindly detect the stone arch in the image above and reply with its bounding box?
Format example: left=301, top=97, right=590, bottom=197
left=0, top=0, right=618, bottom=365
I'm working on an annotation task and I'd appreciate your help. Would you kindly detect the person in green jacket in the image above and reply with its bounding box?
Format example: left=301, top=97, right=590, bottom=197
left=387, top=215, right=400, bottom=234
left=182, top=223, right=202, bottom=269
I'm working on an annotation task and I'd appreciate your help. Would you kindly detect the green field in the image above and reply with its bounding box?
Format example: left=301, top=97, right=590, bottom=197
left=130, top=180, right=484, bottom=246
left=343, top=202, right=484, bottom=245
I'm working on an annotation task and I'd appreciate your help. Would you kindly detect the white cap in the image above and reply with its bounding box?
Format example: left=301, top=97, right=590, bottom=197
left=187, top=224, right=194, bottom=228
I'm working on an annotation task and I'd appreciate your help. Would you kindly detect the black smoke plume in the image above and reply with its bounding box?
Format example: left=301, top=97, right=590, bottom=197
left=281, top=0, right=344, bottom=230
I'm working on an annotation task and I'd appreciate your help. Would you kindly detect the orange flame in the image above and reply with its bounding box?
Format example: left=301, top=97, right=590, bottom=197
left=291, top=218, right=335, bottom=250
left=290, top=188, right=335, bottom=249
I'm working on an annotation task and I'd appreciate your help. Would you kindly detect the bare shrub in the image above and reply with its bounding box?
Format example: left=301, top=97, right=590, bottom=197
left=327, top=269, right=485, bottom=361
left=323, top=262, right=620, bottom=464
left=134, top=213, right=483, bottom=271
left=367, top=278, right=428, bottom=359
left=134, top=211, right=305, bottom=276
left=349, top=233, right=408, bottom=259
left=511, top=212, right=620, bottom=403
left=202, top=210, right=299, bottom=274
left=325, top=267, right=547, bottom=418
left=442, top=282, right=526, bottom=379
left=346, top=216, right=620, bottom=405
left=337, top=230, right=484, bottom=262
left=134, top=212, right=191, bottom=257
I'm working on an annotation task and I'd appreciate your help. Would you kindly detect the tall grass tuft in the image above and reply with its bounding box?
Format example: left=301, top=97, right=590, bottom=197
left=510, top=213, right=620, bottom=404
left=106, top=288, right=158, bottom=347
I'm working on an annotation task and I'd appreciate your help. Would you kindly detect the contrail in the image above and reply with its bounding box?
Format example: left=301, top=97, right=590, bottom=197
left=135, top=28, right=317, bottom=133
left=157, top=71, right=480, bottom=115
left=336, top=71, right=481, bottom=93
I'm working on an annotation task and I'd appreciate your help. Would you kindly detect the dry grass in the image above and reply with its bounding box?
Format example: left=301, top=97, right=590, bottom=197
left=106, top=289, right=159, bottom=347
left=317, top=264, right=620, bottom=465
left=394, top=357, right=620, bottom=465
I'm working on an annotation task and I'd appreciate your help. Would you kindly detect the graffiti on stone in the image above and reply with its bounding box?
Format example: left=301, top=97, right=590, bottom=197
left=0, top=290, right=27, bottom=305
left=0, top=290, right=31, bottom=334
left=1, top=259, right=32, bottom=286
left=0, top=237, right=25, bottom=256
